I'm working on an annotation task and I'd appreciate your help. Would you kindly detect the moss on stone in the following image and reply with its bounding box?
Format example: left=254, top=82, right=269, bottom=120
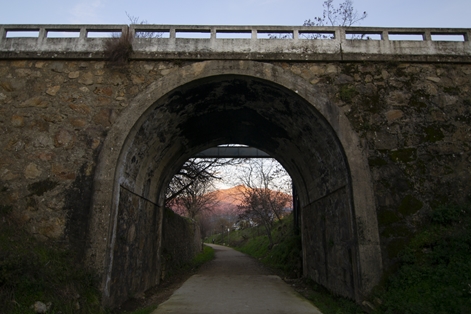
left=368, top=156, right=388, bottom=167
left=339, top=85, right=357, bottom=102
left=430, top=195, right=451, bottom=209
left=0, top=205, right=13, bottom=214
left=443, top=86, right=460, bottom=95
left=28, top=179, right=59, bottom=196
left=389, top=148, right=417, bottom=163
left=340, top=63, right=357, bottom=75
left=361, top=93, right=383, bottom=114
left=344, top=109, right=364, bottom=132
left=377, top=210, right=401, bottom=226
left=398, top=195, right=423, bottom=216
left=408, top=91, right=428, bottom=108
left=423, top=125, right=444, bottom=142
left=415, top=159, right=428, bottom=175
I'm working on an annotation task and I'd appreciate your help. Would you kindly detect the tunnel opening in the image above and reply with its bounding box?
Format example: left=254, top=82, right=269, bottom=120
left=89, top=61, right=382, bottom=307
left=165, top=151, right=295, bottom=243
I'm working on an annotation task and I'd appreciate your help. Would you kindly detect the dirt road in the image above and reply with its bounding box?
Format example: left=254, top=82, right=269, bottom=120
left=151, top=244, right=322, bottom=314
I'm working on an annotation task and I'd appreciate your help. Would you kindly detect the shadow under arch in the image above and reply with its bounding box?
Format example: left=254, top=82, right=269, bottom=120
left=88, top=60, right=382, bottom=306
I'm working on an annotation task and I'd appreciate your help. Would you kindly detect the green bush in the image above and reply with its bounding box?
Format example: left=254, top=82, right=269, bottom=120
left=376, top=203, right=471, bottom=313
left=430, top=203, right=468, bottom=225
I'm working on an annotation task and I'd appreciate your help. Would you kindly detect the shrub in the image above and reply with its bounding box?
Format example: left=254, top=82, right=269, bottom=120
left=104, top=28, right=134, bottom=66
left=376, top=203, right=471, bottom=313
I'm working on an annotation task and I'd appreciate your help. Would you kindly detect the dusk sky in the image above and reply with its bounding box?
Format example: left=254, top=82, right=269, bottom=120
left=1, top=0, right=470, bottom=28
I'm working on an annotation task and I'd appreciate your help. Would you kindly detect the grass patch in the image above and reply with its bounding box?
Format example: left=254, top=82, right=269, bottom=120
left=303, top=280, right=364, bottom=314
left=123, top=305, right=157, bottom=314
left=0, top=215, right=103, bottom=314
left=193, top=245, right=215, bottom=268
left=373, top=203, right=471, bottom=313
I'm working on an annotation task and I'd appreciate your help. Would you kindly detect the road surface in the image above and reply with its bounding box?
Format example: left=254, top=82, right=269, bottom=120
left=152, top=244, right=322, bottom=314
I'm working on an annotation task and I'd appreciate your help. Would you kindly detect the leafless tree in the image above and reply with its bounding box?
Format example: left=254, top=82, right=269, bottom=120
left=166, top=158, right=242, bottom=219
left=237, top=159, right=292, bottom=247
left=304, top=0, right=367, bottom=27
left=170, top=178, right=218, bottom=220
left=303, top=0, right=367, bottom=39
left=125, top=12, right=162, bottom=39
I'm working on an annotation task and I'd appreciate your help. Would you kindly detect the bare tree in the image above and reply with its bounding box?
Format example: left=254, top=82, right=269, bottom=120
left=170, top=178, right=218, bottom=220
left=166, top=158, right=243, bottom=219
left=237, top=159, right=292, bottom=247
left=304, top=0, right=367, bottom=27
left=303, top=0, right=367, bottom=39
left=269, top=1, right=367, bottom=40
left=125, top=12, right=162, bottom=39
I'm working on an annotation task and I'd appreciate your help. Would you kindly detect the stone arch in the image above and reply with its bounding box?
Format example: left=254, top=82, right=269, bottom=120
left=88, top=60, right=382, bottom=305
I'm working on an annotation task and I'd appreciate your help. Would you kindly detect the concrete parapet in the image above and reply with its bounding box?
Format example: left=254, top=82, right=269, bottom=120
left=0, top=24, right=470, bottom=62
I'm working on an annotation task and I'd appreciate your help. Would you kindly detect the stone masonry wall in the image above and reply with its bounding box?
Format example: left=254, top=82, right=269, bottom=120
left=107, top=187, right=162, bottom=305
left=277, top=61, right=471, bottom=269
left=0, top=58, right=470, bottom=276
left=0, top=59, right=184, bottom=249
left=161, top=208, right=202, bottom=281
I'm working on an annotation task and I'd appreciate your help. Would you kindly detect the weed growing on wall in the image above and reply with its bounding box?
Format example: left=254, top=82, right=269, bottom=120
left=104, top=27, right=133, bottom=66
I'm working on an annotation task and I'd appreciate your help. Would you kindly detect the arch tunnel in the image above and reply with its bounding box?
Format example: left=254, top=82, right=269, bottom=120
left=88, top=61, right=382, bottom=306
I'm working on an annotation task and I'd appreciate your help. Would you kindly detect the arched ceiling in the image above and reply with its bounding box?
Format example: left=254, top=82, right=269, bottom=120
left=121, top=75, right=349, bottom=208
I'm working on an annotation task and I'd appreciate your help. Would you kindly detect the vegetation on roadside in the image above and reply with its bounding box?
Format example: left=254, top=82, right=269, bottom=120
left=209, top=203, right=471, bottom=313
left=0, top=206, right=103, bottom=314
left=0, top=205, right=215, bottom=314
left=117, top=244, right=214, bottom=314
left=193, top=245, right=215, bottom=268
left=3, top=199, right=469, bottom=313
left=372, top=203, right=471, bottom=313
left=206, top=214, right=364, bottom=313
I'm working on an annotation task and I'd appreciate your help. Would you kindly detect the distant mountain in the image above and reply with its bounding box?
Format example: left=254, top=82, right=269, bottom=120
left=208, top=185, right=247, bottom=216
left=208, top=185, right=292, bottom=216
left=170, top=185, right=292, bottom=218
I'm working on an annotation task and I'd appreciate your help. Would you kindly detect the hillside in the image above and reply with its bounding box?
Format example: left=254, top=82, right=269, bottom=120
left=207, top=185, right=247, bottom=216
left=208, top=185, right=293, bottom=215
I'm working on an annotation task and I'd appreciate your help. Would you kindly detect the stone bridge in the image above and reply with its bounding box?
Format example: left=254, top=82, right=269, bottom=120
left=1, top=24, right=470, bottom=307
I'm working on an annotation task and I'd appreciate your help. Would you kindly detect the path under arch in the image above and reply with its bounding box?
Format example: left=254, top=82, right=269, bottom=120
left=88, top=60, right=382, bottom=306
left=152, top=244, right=322, bottom=314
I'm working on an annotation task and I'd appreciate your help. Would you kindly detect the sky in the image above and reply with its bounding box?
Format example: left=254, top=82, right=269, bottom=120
left=0, top=0, right=470, bottom=28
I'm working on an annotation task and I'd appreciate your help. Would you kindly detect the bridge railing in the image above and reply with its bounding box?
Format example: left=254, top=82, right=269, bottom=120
left=0, top=24, right=470, bottom=61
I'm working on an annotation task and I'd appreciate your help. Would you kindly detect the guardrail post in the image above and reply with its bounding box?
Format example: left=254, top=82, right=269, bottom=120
left=38, top=27, right=47, bottom=45
left=210, top=27, right=216, bottom=40
left=0, top=26, right=5, bottom=44
left=293, top=29, right=299, bottom=40
left=336, top=28, right=345, bottom=42
left=423, top=31, right=432, bottom=41
left=79, top=27, right=87, bottom=40
left=169, top=27, right=176, bottom=39
left=127, top=25, right=135, bottom=39
left=381, top=30, right=389, bottom=41
left=251, top=29, right=257, bottom=40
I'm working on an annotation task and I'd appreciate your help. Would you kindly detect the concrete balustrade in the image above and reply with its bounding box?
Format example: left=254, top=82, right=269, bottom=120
left=0, top=24, right=470, bottom=62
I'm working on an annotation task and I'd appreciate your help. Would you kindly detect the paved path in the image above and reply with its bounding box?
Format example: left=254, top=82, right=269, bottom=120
left=152, top=244, right=322, bottom=314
